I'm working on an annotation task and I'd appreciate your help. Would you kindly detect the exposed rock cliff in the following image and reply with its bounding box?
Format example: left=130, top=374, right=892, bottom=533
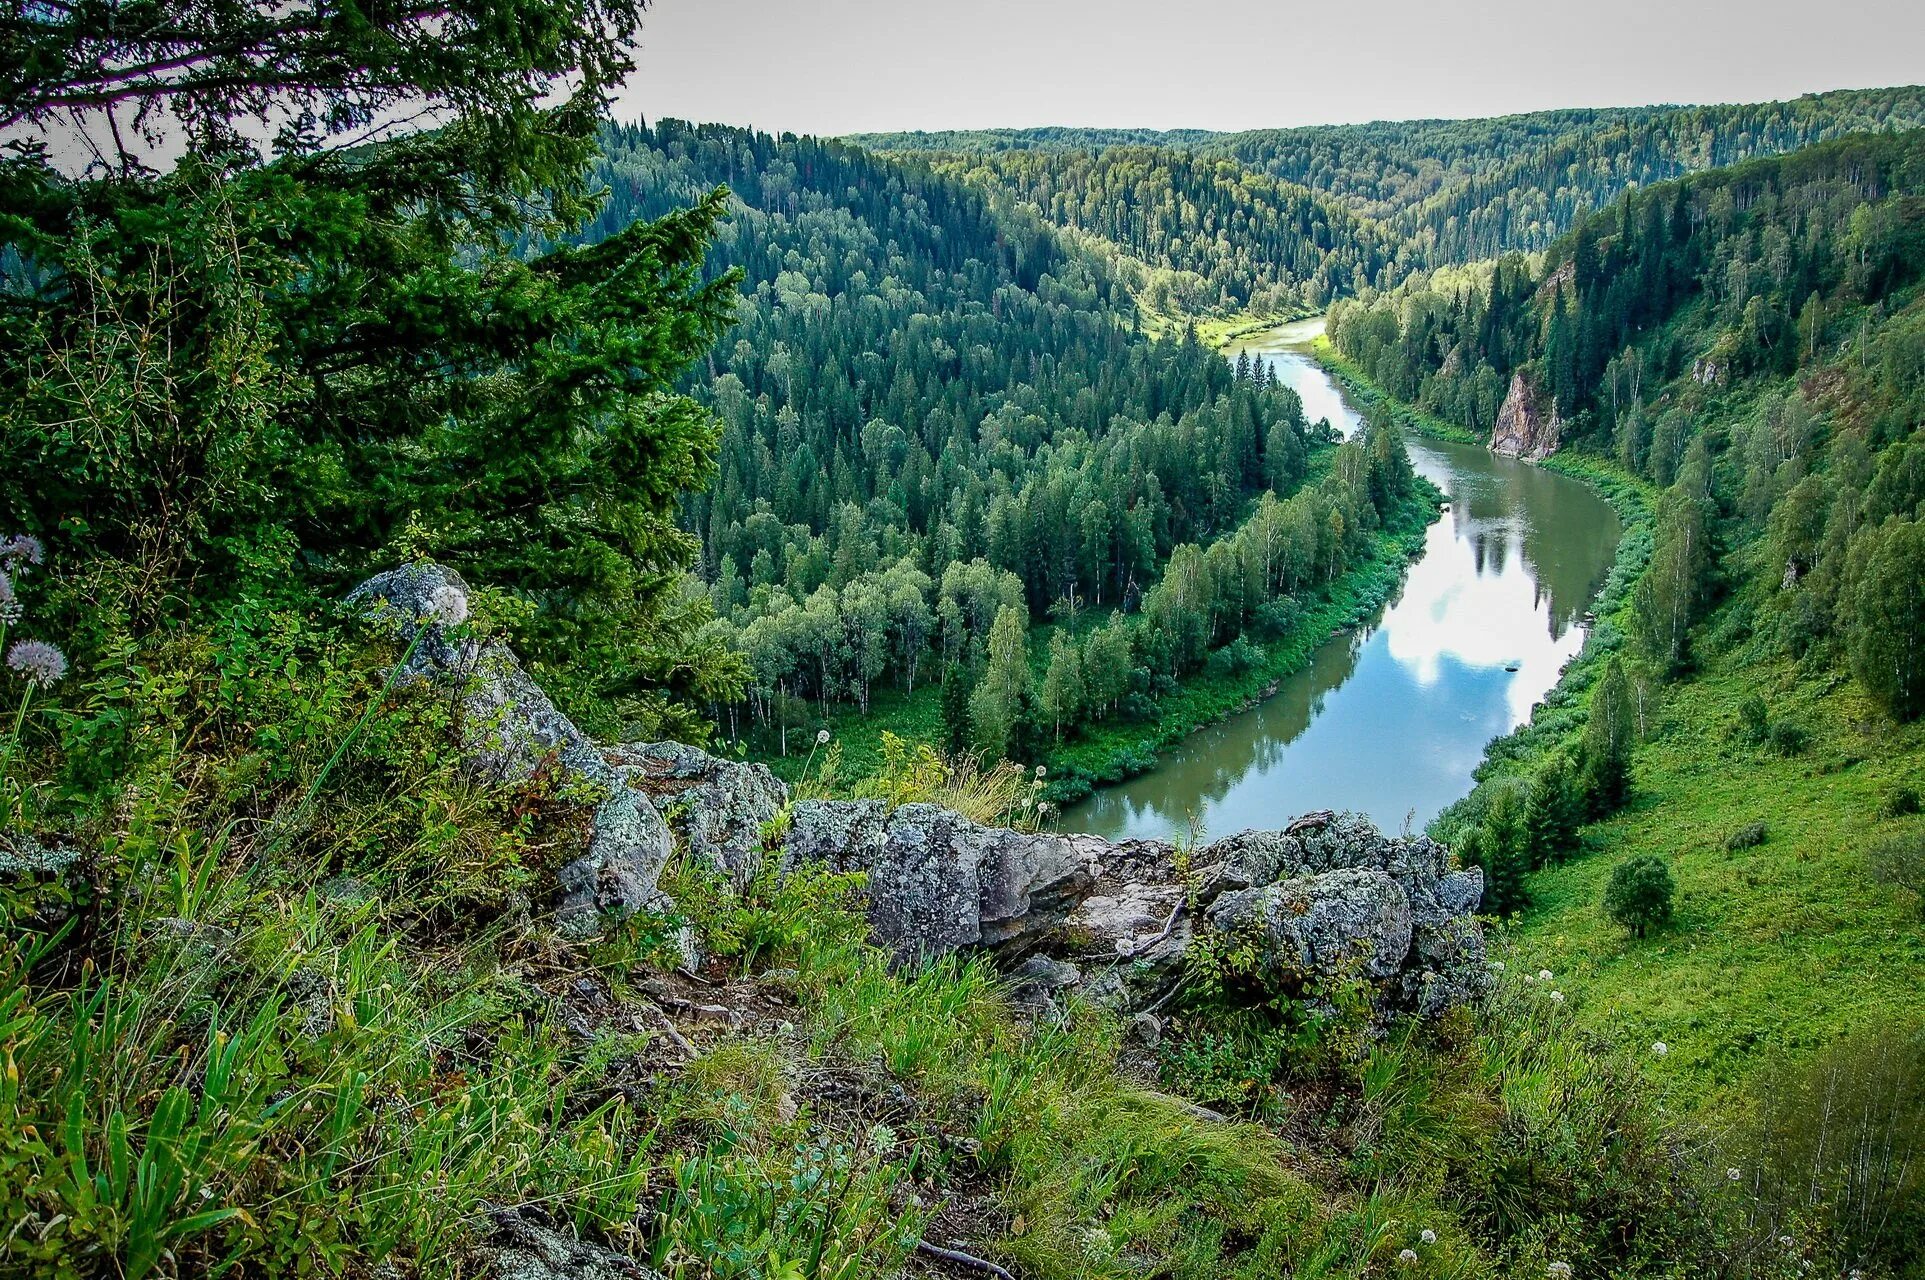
left=348, top=564, right=1492, bottom=1022
left=1489, top=370, right=1563, bottom=460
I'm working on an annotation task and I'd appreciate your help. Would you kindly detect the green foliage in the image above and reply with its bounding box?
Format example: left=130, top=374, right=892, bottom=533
left=1602, top=855, right=1676, bottom=938
left=1724, top=822, right=1769, bottom=852
left=1581, top=657, right=1636, bottom=817
left=1731, top=1024, right=1925, bottom=1274
left=1869, top=830, right=1925, bottom=919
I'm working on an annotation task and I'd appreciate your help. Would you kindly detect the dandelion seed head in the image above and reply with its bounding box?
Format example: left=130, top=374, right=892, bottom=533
left=1034, top=764, right=1047, bottom=779
left=426, top=581, right=469, bottom=627
left=6, top=639, right=67, bottom=687
left=1538, top=969, right=1553, bottom=982
left=815, top=728, right=831, bottom=745
left=1398, top=1249, right=1418, bottom=1265
left=1420, top=1229, right=1437, bottom=1245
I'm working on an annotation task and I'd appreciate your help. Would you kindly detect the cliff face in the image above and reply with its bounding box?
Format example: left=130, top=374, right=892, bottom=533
left=1489, top=371, right=1563, bottom=460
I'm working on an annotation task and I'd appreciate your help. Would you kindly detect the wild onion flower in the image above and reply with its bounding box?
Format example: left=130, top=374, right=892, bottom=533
left=1538, top=969, right=1553, bottom=981
left=0, top=535, right=44, bottom=572
left=1398, top=1248, right=1418, bottom=1264
left=0, top=572, right=18, bottom=625
left=1420, top=1229, right=1437, bottom=1245
left=1726, top=1167, right=1742, bottom=1181
left=1548, top=990, right=1565, bottom=1003
left=7, top=639, right=67, bottom=687
left=1652, top=1041, right=1669, bottom=1056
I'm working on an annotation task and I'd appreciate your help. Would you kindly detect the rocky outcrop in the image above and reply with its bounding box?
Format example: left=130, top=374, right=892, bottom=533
left=349, top=564, right=672, bottom=937
left=1489, top=371, right=1562, bottom=460
left=347, top=563, right=1491, bottom=1021
left=474, top=1204, right=665, bottom=1280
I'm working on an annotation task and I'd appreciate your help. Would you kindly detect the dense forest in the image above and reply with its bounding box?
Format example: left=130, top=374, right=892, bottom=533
left=583, top=121, right=1419, bottom=764
left=859, top=86, right=1925, bottom=308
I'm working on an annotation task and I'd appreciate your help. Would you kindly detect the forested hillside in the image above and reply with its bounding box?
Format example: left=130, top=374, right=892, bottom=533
left=858, top=86, right=1925, bottom=307
left=585, top=121, right=1423, bottom=775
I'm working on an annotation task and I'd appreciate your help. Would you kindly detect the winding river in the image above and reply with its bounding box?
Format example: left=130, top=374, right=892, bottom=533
left=1064, top=318, right=1621, bottom=841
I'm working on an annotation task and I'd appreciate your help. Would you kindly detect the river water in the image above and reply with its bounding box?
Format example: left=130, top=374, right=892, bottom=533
left=1063, top=318, right=1621, bottom=841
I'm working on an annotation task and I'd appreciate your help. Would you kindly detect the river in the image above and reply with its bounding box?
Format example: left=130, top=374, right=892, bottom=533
left=1063, top=318, right=1621, bottom=841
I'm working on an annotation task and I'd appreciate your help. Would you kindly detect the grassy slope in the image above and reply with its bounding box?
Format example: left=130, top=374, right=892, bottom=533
left=1509, top=651, right=1925, bottom=1103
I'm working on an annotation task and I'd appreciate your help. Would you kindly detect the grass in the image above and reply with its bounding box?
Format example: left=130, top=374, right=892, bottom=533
left=1507, top=651, right=1925, bottom=1106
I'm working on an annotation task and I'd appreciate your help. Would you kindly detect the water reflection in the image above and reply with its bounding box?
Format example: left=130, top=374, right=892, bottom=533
left=1063, top=321, right=1620, bottom=841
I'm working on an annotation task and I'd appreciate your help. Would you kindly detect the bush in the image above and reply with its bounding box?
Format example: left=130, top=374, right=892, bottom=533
left=1766, top=717, right=1810, bottom=756
left=1603, top=854, right=1676, bottom=937
left=1882, top=785, right=1923, bottom=819
left=1737, top=693, right=1771, bottom=745
left=1724, top=821, right=1769, bottom=851
left=1870, top=831, right=1925, bottom=919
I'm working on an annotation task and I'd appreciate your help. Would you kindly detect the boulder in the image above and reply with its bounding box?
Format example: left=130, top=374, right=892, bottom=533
left=607, top=740, right=788, bottom=890
left=1207, top=867, right=1413, bottom=982
left=1489, top=370, right=1562, bottom=460
left=784, top=800, right=1097, bottom=962
left=349, top=564, right=673, bottom=936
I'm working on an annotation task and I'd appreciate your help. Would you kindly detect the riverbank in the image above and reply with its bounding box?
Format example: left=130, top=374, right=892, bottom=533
left=755, top=478, right=1443, bottom=803
left=1309, top=336, right=1479, bottom=444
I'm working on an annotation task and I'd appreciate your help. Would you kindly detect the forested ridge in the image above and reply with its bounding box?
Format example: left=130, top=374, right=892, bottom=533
left=857, top=85, right=1925, bottom=309
left=583, top=120, right=1422, bottom=773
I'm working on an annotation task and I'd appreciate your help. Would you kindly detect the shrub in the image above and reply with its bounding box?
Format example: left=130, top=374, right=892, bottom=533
left=1603, top=854, right=1676, bottom=937
left=1870, top=831, right=1925, bottom=919
left=1737, top=693, right=1771, bottom=745
left=1766, top=717, right=1810, bottom=756
left=1724, top=821, right=1769, bottom=851
left=1881, top=785, right=1923, bottom=819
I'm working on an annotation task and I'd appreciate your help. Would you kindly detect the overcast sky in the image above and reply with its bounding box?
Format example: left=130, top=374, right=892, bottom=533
left=612, top=0, right=1925, bottom=135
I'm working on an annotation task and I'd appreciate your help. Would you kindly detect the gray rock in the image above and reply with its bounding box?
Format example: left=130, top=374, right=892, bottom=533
left=349, top=564, right=676, bottom=937
left=607, top=740, right=788, bottom=890
left=474, top=1204, right=664, bottom=1280
left=1011, top=954, right=1083, bottom=991
left=1206, top=867, right=1413, bottom=983
left=555, top=775, right=676, bottom=938
left=783, top=800, right=1096, bottom=962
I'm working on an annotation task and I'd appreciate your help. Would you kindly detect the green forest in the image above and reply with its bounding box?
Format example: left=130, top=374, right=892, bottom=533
left=3, top=2, right=1924, bottom=1277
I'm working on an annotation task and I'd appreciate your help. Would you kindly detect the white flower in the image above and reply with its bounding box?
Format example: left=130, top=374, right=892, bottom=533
left=1777, top=1235, right=1794, bottom=1248
left=1398, top=1249, right=1418, bottom=1265
left=1038, top=801, right=1056, bottom=818
left=1652, top=1041, right=1668, bottom=1057
left=1548, top=990, right=1564, bottom=1003
left=1726, top=1166, right=1741, bottom=1181
left=1538, top=969, right=1553, bottom=982
left=427, top=581, right=469, bottom=626
left=1490, top=960, right=1505, bottom=972
left=1419, top=1229, right=1437, bottom=1245
left=815, top=728, right=831, bottom=745
left=1548, top=1263, right=1572, bottom=1279
left=1521, top=972, right=1536, bottom=983
left=1034, top=764, right=1048, bottom=779
left=866, top=1123, right=898, bottom=1154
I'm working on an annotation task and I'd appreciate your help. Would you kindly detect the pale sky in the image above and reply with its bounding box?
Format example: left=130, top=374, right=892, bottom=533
left=613, top=0, right=1925, bottom=135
